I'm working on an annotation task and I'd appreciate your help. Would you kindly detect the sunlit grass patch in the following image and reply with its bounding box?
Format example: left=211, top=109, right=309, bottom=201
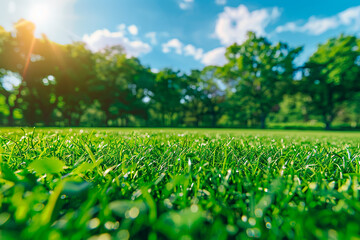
left=1, top=128, right=360, bottom=239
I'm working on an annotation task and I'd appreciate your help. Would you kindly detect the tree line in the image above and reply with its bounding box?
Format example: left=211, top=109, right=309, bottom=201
left=0, top=19, right=360, bottom=129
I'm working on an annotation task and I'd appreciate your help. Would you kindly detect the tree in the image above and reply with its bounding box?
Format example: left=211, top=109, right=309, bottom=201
left=199, top=66, right=226, bottom=127
left=0, top=20, right=60, bottom=126
left=54, top=42, right=96, bottom=126
left=151, top=69, right=186, bottom=126
left=181, top=70, right=207, bottom=127
left=17, top=22, right=62, bottom=126
left=301, top=35, right=360, bottom=130
left=92, top=46, right=152, bottom=126
left=0, top=27, right=16, bottom=125
left=218, top=32, right=302, bottom=128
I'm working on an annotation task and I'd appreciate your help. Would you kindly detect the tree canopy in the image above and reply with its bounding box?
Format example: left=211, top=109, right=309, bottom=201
left=300, top=35, right=360, bottom=129
left=0, top=20, right=359, bottom=130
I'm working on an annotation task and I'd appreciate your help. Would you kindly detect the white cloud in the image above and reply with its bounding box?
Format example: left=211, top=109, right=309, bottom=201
left=83, top=29, right=151, bottom=57
left=162, top=38, right=208, bottom=62
left=215, top=4, right=280, bottom=45
left=179, top=0, right=194, bottom=10
left=118, top=24, right=126, bottom=31
left=145, top=32, right=157, bottom=45
left=128, top=25, right=138, bottom=35
left=201, top=47, right=227, bottom=66
left=302, top=17, right=339, bottom=35
left=338, top=5, right=360, bottom=31
left=161, top=37, right=228, bottom=66
left=276, top=5, right=360, bottom=35
left=276, top=17, right=339, bottom=35
left=184, top=44, right=204, bottom=60
left=215, top=0, right=226, bottom=5
left=151, top=68, right=159, bottom=73
left=161, top=38, right=228, bottom=66
left=162, top=38, right=183, bottom=54
left=339, top=6, right=360, bottom=26
left=275, top=22, right=297, bottom=33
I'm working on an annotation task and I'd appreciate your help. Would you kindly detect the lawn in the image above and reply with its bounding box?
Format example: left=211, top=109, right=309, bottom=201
left=1, top=128, right=360, bottom=239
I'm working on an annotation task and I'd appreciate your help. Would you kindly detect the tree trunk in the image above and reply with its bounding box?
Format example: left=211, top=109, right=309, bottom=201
left=211, top=111, right=217, bottom=128
left=7, top=107, right=15, bottom=126
left=323, top=114, right=333, bottom=130
left=260, top=114, right=266, bottom=129
left=105, top=114, right=110, bottom=127
left=124, top=116, right=128, bottom=127
left=5, top=96, right=15, bottom=126
left=67, top=115, right=72, bottom=126
left=169, top=113, right=173, bottom=127
left=195, top=116, right=199, bottom=127
left=43, top=111, right=52, bottom=126
left=74, top=116, right=81, bottom=127
left=325, top=121, right=331, bottom=130
left=161, top=112, right=165, bottom=127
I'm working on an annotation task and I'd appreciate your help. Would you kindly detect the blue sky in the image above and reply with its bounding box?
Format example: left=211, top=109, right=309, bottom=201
left=1, top=0, right=359, bottom=72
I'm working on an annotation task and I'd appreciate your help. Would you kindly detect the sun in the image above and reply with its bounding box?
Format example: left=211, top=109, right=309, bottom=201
left=28, top=3, right=53, bottom=30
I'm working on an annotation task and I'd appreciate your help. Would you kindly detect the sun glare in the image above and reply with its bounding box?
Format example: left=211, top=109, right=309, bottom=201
left=28, top=4, right=52, bottom=29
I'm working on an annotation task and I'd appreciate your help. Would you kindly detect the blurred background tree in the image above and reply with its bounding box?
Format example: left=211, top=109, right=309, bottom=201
left=0, top=20, right=359, bottom=130
left=217, top=32, right=302, bottom=128
left=300, top=35, right=360, bottom=130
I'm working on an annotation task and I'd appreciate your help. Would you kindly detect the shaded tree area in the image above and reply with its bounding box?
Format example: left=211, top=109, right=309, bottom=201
left=0, top=20, right=360, bottom=129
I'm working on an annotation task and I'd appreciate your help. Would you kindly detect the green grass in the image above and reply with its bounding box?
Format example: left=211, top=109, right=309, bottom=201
left=1, top=128, right=360, bottom=240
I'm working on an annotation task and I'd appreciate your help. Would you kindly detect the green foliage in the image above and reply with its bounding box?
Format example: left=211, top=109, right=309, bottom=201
left=218, top=32, right=302, bottom=128
left=300, top=35, right=360, bottom=129
left=28, top=157, right=65, bottom=176
left=1, top=128, right=360, bottom=239
left=0, top=21, right=360, bottom=129
left=150, top=68, right=187, bottom=126
left=91, top=46, right=153, bottom=126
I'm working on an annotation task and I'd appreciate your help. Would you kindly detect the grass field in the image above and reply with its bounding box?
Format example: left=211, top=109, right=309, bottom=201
left=1, top=128, right=360, bottom=239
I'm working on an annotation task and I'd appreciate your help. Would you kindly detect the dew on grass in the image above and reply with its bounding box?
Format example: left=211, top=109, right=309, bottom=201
left=249, top=218, right=256, bottom=226
left=128, top=207, right=140, bottom=219
left=88, top=218, right=100, bottom=229
left=3, top=128, right=360, bottom=239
